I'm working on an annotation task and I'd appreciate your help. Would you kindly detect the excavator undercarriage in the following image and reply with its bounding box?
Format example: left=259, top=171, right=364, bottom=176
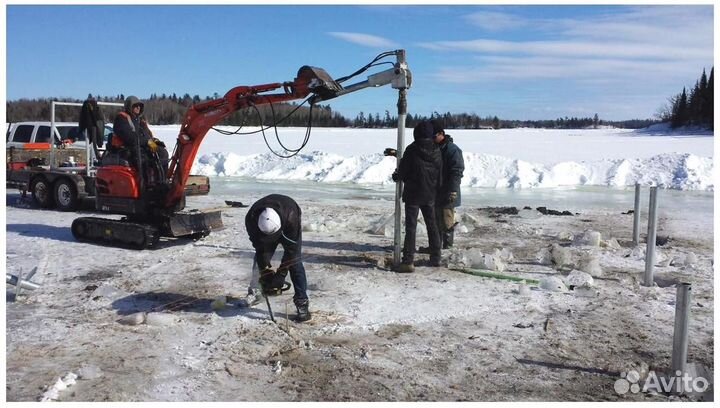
left=72, top=209, right=223, bottom=249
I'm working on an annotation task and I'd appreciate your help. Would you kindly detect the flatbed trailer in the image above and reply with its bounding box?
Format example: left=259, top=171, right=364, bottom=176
left=6, top=101, right=210, bottom=211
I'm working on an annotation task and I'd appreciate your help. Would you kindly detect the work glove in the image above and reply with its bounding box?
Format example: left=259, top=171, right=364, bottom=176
left=147, top=138, right=159, bottom=153
left=448, top=191, right=458, bottom=205
left=391, top=171, right=400, bottom=182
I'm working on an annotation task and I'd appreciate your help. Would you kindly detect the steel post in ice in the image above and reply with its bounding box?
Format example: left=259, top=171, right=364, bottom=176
left=672, top=283, right=692, bottom=376
left=632, top=183, right=641, bottom=246
left=394, top=88, right=407, bottom=265
left=643, top=186, right=659, bottom=286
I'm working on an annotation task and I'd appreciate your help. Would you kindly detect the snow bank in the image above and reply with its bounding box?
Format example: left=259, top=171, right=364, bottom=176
left=192, top=151, right=713, bottom=191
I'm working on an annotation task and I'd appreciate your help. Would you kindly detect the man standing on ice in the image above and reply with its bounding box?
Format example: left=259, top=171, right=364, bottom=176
left=430, top=119, right=464, bottom=249
left=239, top=194, right=311, bottom=322
left=392, top=120, right=443, bottom=272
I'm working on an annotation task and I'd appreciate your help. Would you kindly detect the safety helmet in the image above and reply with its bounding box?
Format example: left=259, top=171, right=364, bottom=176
left=258, top=208, right=281, bottom=234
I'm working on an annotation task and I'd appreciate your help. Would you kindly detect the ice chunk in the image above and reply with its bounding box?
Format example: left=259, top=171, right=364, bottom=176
left=573, top=230, right=601, bottom=247
left=564, top=269, right=594, bottom=288
left=629, top=245, right=645, bottom=260
left=578, top=251, right=603, bottom=277
left=78, top=365, right=103, bottom=380
left=551, top=244, right=573, bottom=269
left=535, top=248, right=553, bottom=265
left=601, top=237, right=622, bottom=250
left=447, top=249, right=468, bottom=267
left=671, top=252, right=698, bottom=267
left=460, top=212, right=479, bottom=227
left=557, top=231, right=574, bottom=241
left=117, top=312, right=146, bottom=326
left=483, top=254, right=506, bottom=272
left=495, top=248, right=514, bottom=263
left=539, top=276, right=568, bottom=292
left=40, top=387, right=60, bottom=401
left=465, top=248, right=485, bottom=269
left=366, top=214, right=394, bottom=237
left=61, top=372, right=77, bottom=386
left=53, top=377, right=67, bottom=391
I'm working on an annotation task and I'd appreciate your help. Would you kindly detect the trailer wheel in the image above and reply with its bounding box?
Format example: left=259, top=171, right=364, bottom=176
left=30, top=177, right=55, bottom=208
left=55, top=179, right=79, bottom=211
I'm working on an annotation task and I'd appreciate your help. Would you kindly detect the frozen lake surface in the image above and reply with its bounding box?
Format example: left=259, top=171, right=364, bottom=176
left=210, top=176, right=713, bottom=224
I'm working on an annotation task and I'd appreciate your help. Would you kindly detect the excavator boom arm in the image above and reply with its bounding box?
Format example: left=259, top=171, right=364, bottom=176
left=163, top=50, right=410, bottom=209
left=163, top=66, right=342, bottom=207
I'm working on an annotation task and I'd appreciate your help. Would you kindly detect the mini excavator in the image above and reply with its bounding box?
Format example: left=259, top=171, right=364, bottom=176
left=71, top=50, right=411, bottom=249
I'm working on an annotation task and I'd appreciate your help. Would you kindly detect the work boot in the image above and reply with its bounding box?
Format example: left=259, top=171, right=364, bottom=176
left=429, top=256, right=442, bottom=267
left=394, top=263, right=415, bottom=273
left=443, top=230, right=454, bottom=249
left=294, top=299, right=311, bottom=322
left=235, top=289, right=263, bottom=308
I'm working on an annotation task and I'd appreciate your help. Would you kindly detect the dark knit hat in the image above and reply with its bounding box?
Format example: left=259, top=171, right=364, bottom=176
left=413, top=120, right=434, bottom=141
left=430, top=119, right=444, bottom=135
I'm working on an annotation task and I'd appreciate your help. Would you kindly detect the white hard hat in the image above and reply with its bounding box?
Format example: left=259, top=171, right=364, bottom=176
left=258, top=208, right=281, bottom=234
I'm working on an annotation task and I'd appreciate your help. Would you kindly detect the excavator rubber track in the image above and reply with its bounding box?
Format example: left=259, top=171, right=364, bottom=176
left=71, top=217, right=161, bottom=249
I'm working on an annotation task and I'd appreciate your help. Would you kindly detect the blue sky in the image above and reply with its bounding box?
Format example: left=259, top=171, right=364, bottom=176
left=5, top=4, right=715, bottom=121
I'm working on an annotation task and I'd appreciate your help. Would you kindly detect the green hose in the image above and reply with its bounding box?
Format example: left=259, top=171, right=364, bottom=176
left=450, top=267, right=540, bottom=285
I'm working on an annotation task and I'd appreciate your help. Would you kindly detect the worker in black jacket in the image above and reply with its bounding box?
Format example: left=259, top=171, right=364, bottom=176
left=431, top=119, right=465, bottom=248
left=392, top=120, right=443, bottom=272
left=111, top=96, right=168, bottom=184
left=244, top=194, right=310, bottom=322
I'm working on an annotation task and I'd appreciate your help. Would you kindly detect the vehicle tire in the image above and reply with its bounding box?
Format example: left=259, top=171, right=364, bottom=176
left=30, top=177, right=55, bottom=208
left=54, top=178, right=79, bottom=211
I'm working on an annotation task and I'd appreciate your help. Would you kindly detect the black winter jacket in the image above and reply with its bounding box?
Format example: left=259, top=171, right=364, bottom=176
left=112, top=112, right=152, bottom=149
left=397, top=139, right=442, bottom=206
left=245, top=194, right=302, bottom=270
left=438, top=135, right=464, bottom=208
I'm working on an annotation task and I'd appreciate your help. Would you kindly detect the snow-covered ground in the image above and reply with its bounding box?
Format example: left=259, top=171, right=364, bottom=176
left=150, top=125, right=714, bottom=191
left=5, top=127, right=715, bottom=401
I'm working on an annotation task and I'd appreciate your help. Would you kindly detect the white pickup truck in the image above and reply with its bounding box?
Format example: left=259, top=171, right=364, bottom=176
left=6, top=121, right=111, bottom=150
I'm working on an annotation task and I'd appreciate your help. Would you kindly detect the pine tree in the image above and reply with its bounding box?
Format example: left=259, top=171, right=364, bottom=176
left=703, top=68, right=713, bottom=129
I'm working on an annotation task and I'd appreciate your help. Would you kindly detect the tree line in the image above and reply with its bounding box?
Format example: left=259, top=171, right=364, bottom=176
left=657, top=67, right=714, bottom=130
left=4, top=93, right=661, bottom=130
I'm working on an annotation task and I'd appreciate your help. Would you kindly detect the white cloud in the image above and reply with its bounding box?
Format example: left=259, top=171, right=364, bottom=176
left=418, top=38, right=708, bottom=60
left=432, top=56, right=702, bottom=83
left=463, top=11, right=530, bottom=31
left=559, top=6, right=712, bottom=47
left=419, top=6, right=712, bottom=89
left=327, top=31, right=398, bottom=48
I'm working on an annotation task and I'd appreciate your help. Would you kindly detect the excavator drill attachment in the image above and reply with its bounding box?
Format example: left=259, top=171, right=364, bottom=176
left=295, top=66, right=343, bottom=101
